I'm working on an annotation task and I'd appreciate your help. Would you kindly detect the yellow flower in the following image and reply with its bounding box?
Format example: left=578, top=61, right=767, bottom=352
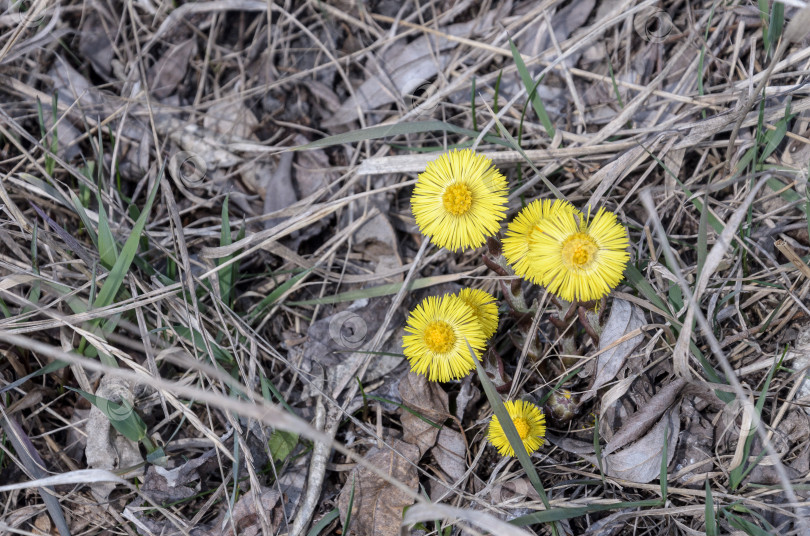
left=402, top=294, right=487, bottom=382
left=411, top=149, right=508, bottom=252
left=502, top=199, right=580, bottom=283
left=529, top=207, right=629, bottom=302
left=455, top=288, right=499, bottom=339
left=487, top=400, right=546, bottom=457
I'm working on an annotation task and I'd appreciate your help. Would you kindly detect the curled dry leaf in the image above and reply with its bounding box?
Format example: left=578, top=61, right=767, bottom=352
left=585, top=298, right=646, bottom=400
left=549, top=404, right=681, bottom=485
left=338, top=439, right=420, bottom=536
left=601, top=406, right=680, bottom=484
left=603, top=378, right=686, bottom=455
left=399, top=372, right=449, bottom=456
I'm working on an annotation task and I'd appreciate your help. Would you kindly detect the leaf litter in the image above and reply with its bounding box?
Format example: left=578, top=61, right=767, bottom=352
left=4, top=1, right=810, bottom=535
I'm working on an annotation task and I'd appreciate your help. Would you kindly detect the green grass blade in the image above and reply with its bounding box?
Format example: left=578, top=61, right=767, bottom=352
left=173, top=325, right=235, bottom=365
left=307, top=508, right=340, bottom=536
left=92, top=177, right=160, bottom=310
left=538, top=367, right=582, bottom=405
left=697, top=193, right=708, bottom=277
left=470, top=76, right=478, bottom=131
left=723, top=509, right=772, bottom=536
left=729, top=350, right=780, bottom=488
left=509, top=39, right=555, bottom=139
left=706, top=480, right=717, bottom=536
left=343, top=477, right=356, bottom=535
left=68, top=387, right=147, bottom=443
left=468, top=341, right=552, bottom=511
left=247, top=268, right=312, bottom=321
left=69, top=189, right=99, bottom=247
left=768, top=2, right=785, bottom=57
left=96, top=201, right=118, bottom=269
left=624, top=264, right=672, bottom=316
left=0, top=360, right=68, bottom=396
left=759, top=107, right=793, bottom=163
left=606, top=54, right=623, bottom=108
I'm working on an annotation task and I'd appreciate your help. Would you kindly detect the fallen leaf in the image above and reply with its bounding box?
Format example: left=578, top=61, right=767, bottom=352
left=204, top=486, right=281, bottom=536
left=297, top=298, right=401, bottom=400
left=84, top=376, right=143, bottom=502
left=78, top=12, right=114, bottom=78
left=140, top=449, right=217, bottom=503
left=431, top=428, right=466, bottom=482
left=203, top=99, right=258, bottom=141
left=338, top=439, right=420, bottom=536
left=399, top=372, right=449, bottom=456
left=672, top=399, right=714, bottom=487
left=586, top=298, right=646, bottom=399
left=324, top=13, right=504, bottom=126
left=603, top=378, right=686, bottom=455
left=602, top=407, right=680, bottom=483
left=455, top=375, right=480, bottom=421
left=350, top=201, right=403, bottom=280
left=148, top=38, right=197, bottom=98
left=277, top=453, right=308, bottom=519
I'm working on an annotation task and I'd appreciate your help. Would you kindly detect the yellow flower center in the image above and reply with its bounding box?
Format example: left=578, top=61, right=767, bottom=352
left=423, top=321, right=456, bottom=354
left=562, top=232, right=598, bottom=269
left=513, top=417, right=530, bottom=439
left=442, top=183, right=473, bottom=216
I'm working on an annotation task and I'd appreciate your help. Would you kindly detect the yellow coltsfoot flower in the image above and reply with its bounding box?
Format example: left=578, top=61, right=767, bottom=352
left=455, top=288, right=499, bottom=339
left=502, top=199, right=580, bottom=283
left=411, top=149, right=508, bottom=252
left=529, top=207, right=629, bottom=303
left=487, top=399, right=547, bottom=457
left=402, top=294, right=487, bottom=382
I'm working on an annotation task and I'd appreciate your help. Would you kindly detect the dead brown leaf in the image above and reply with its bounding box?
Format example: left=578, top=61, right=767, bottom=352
left=431, top=428, right=466, bottom=483
left=602, top=407, right=680, bottom=483
left=338, top=439, right=420, bottom=536
left=214, top=487, right=281, bottom=536
left=140, top=449, right=218, bottom=503
left=604, top=377, right=686, bottom=455
left=148, top=39, right=197, bottom=98
left=399, top=372, right=449, bottom=456
left=586, top=298, right=646, bottom=400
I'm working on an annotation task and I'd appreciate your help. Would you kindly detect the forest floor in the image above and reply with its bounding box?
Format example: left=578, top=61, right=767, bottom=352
left=3, top=1, right=810, bottom=535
